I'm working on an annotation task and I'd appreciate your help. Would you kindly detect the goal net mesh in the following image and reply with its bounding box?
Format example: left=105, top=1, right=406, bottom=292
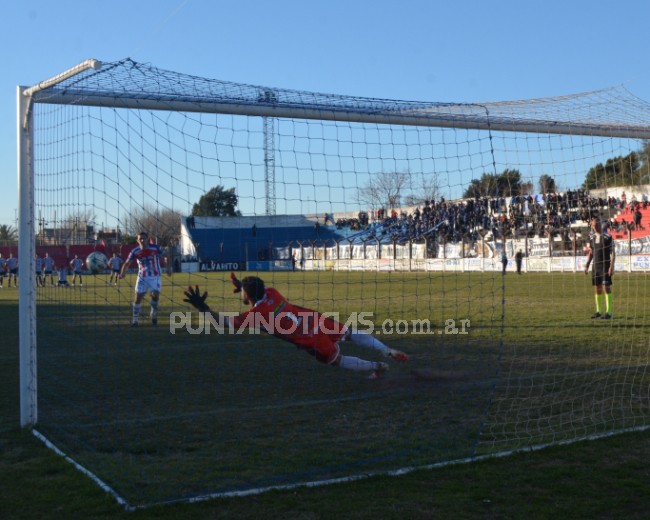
left=22, top=58, right=650, bottom=507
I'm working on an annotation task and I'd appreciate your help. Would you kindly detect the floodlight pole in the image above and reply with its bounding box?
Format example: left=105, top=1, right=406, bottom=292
left=259, top=89, right=278, bottom=217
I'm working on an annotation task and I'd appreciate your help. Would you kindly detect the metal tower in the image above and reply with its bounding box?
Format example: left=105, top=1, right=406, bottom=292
left=259, top=90, right=278, bottom=216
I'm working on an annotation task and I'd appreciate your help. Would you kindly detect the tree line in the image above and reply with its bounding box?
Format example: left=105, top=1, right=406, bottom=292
left=462, top=142, right=650, bottom=199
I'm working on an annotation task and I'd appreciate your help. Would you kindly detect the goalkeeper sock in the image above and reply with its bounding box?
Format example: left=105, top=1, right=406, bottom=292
left=606, top=293, right=612, bottom=315
left=347, top=330, right=390, bottom=355
left=132, top=303, right=141, bottom=323
left=595, top=294, right=602, bottom=314
left=338, top=355, right=381, bottom=372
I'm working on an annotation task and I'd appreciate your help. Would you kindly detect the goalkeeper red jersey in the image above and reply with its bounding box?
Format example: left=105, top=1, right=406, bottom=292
left=230, top=287, right=346, bottom=364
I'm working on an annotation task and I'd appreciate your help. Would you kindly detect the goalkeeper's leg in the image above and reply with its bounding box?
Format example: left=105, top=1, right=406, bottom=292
left=312, top=337, right=389, bottom=378
left=337, top=355, right=389, bottom=379
left=346, top=330, right=409, bottom=362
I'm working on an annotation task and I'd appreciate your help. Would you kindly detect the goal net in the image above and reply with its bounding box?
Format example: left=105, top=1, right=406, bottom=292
left=17, top=58, right=650, bottom=507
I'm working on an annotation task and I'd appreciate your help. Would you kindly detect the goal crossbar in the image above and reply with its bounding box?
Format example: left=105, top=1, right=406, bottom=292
left=26, top=58, right=650, bottom=139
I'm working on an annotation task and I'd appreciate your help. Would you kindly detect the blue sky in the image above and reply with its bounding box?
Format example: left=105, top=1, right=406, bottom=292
left=3, top=0, right=650, bottom=226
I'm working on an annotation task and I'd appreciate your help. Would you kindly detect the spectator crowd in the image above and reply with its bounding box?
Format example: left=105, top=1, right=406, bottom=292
left=334, top=189, right=650, bottom=248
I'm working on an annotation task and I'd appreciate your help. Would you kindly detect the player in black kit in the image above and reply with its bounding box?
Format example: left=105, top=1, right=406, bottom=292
left=584, top=217, right=615, bottom=320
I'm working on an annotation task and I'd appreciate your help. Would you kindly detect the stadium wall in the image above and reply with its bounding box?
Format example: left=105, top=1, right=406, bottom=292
left=291, top=255, right=650, bottom=272
left=0, top=244, right=137, bottom=274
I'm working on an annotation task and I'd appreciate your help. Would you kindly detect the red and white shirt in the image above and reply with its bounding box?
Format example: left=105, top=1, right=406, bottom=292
left=125, top=245, right=164, bottom=277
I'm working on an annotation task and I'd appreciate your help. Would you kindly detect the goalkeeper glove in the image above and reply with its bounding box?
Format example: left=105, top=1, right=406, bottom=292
left=183, top=285, right=210, bottom=312
left=230, top=272, right=242, bottom=293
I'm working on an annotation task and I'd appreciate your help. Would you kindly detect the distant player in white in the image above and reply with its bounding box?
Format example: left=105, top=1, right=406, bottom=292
left=43, top=252, right=56, bottom=286
left=0, top=252, right=6, bottom=288
left=119, top=232, right=169, bottom=326
left=57, top=265, right=70, bottom=287
left=70, top=255, right=84, bottom=287
left=107, top=253, right=123, bottom=286
left=35, top=253, right=45, bottom=287
left=6, top=253, right=18, bottom=287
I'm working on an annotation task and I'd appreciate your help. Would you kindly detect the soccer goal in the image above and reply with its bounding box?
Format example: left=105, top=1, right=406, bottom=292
left=17, top=58, right=650, bottom=508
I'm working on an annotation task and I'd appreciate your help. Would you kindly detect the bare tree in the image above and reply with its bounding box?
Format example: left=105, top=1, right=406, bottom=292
left=60, top=209, right=96, bottom=229
left=404, top=173, right=440, bottom=206
left=520, top=181, right=534, bottom=196
left=124, top=205, right=182, bottom=246
left=51, top=209, right=97, bottom=244
left=357, top=171, right=412, bottom=211
left=538, top=174, right=557, bottom=194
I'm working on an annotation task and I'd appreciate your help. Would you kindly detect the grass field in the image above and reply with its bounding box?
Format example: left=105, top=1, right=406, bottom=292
left=2, top=270, right=650, bottom=518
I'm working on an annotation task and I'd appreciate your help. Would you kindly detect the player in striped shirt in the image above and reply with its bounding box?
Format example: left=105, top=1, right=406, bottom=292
left=183, top=274, right=409, bottom=379
left=119, top=232, right=169, bottom=326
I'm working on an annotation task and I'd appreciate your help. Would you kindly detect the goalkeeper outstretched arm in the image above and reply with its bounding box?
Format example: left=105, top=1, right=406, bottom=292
left=184, top=272, right=242, bottom=314
left=183, top=285, right=230, bottom=325
left=182, top=272, right=242, bottom=325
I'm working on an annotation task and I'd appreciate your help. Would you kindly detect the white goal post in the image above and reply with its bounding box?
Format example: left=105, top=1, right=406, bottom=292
left=18, top=59, right=104, bottom=427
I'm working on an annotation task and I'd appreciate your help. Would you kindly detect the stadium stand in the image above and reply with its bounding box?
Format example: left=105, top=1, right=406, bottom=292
left=184, top=215, right=350, bottom=264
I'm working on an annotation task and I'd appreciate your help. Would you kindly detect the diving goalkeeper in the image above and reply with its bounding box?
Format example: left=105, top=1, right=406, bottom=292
left=183, top=273, right=409, bottom=379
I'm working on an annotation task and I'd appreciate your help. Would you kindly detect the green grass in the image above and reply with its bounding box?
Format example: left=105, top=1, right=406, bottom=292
left=1, top=270, right=650, bottom=518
